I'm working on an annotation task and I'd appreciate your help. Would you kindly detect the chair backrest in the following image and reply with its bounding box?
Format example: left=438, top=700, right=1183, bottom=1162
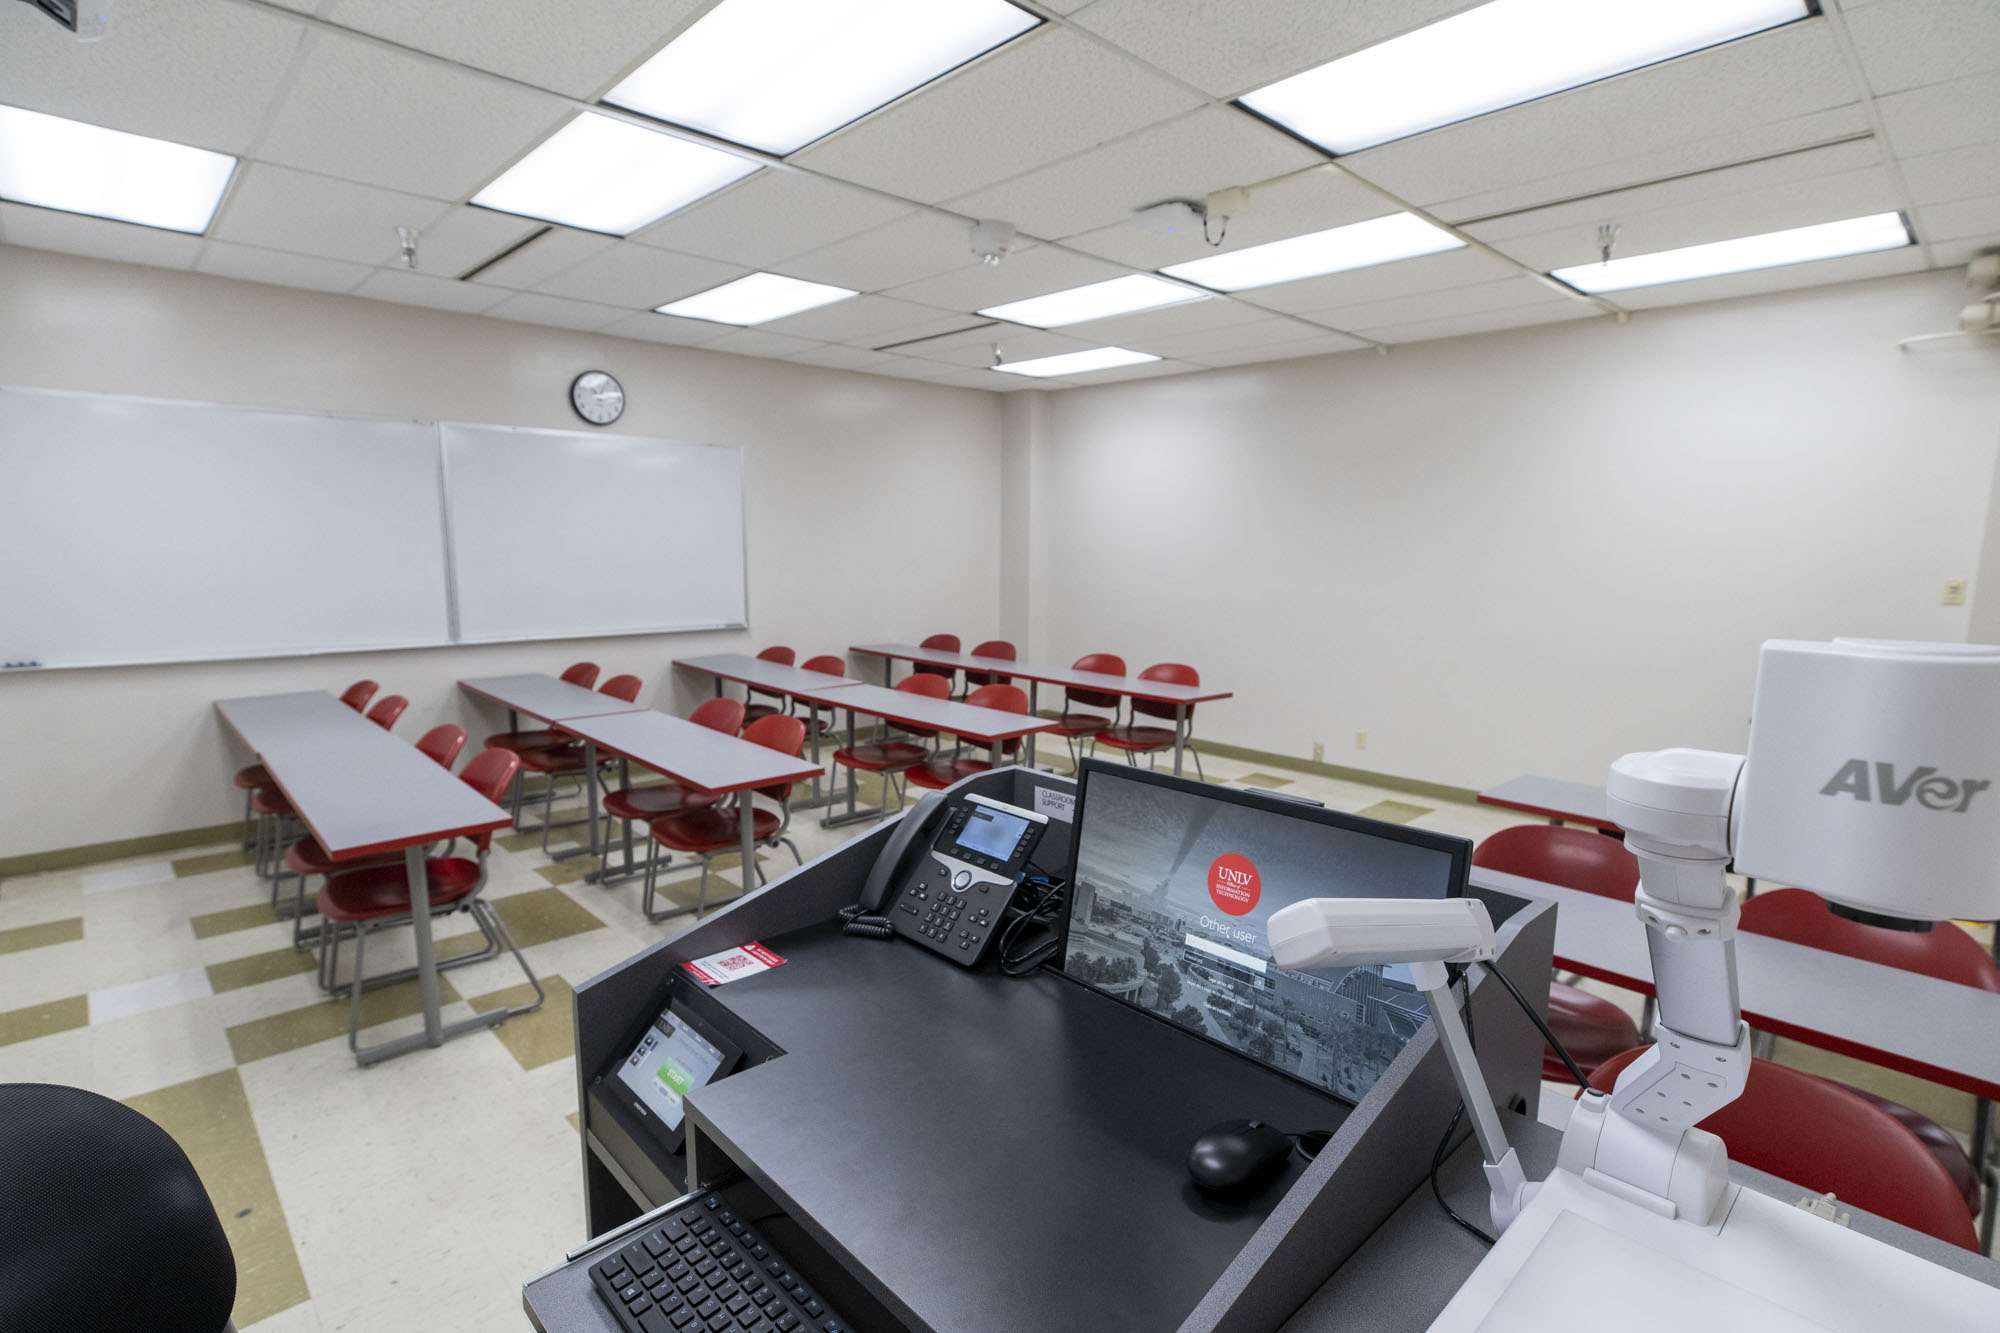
left=459, top=748, right=523, bottom=852
left=914, top=634, right=960, bottom=679
left=1067, top=652, right=1126, bottom=710
left=1740, top=888, right=2000, bottom=992
left=801, top=654, right=845, bottom=676
left=896, top=672, right=951, bottom=700
left=600, top=674, right=643, bottom=704
left=964, top=640, right=1016, bottom=687
left=416, top=724, right=467, bottom=770
left=1590, top=1048, right=1980, bottom=1250
left=756, top=646, right=796, bottom=666
left=690, top=697, right=746, bottom=734
left=338, top=679, right=379, bottom=712
left=1471, top=825, right=1640, bottom=902
left=965, top=683, right=1028, bottom=715
left=365, top=694, right=408, bottom=732
left=1132, top=662, right=1198, bottom=723
left=743, top=713, right=808, bottom=802
left=560, top=661, right=600, bottom=687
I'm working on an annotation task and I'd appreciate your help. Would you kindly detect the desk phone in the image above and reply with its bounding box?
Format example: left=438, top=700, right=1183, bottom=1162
left=853, top=791, right=1048, bottom=966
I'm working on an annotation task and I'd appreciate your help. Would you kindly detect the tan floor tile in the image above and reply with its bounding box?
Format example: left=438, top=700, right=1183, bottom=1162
left=492, top=887, right=605, bottom=948
left=176, top=848, right=257, bottom=877
left=567, top=1111, right=581, bottom=1133
left=208, top=946, right=320, bottom=994
left=533, top=855, right=611, bottom=886
left=0, top=993, right=90, bottom=1047
left=193, top=903, right=284, bottom=940
left=225, top=975, right=461, bottom=1065
left=1235, top=772, right=1295, bottom=789
left=468, top=975, right=575, bottom=1071
left=0, top=915, right=84, bottom=954
left=125, top=1068, right=310, bottom=1328
left=1355, top=799, right=1433, bottom=824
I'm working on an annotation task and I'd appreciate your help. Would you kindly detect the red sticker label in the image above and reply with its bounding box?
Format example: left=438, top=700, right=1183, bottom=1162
left=1208, top=853, right=1260, bottom=916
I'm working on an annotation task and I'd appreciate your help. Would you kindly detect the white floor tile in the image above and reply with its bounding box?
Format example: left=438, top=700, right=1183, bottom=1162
left=81, top=859, right=177, bottom=895
left=88, top=964, right=214, bottom=1024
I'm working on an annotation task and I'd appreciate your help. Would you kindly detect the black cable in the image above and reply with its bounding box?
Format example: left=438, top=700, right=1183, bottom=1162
left=998, top=874, right=1066, bottom=975
left=837, top=903, right=894, bottom=939
left=1476, top=959, right=1594, bottom=1093
left=1428, top=971, right=1497, bottom=1246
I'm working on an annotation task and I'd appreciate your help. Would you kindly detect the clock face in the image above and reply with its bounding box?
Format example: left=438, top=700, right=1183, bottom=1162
left=570, top=371, right=625, bottom=426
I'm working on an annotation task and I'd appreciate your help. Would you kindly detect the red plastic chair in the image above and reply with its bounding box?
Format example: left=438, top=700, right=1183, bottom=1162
left=602, top=698, right=746, bottom=879
left=1590, top=1046, right=1981, bottom=1251
left=316, top=748, right=542, bottom=1051
left=643, top=715, right=808, bottom=921
left=597, top=673, right=644, bottom=705
left=337, top=679, right=379, bottom=713
left=1048, top=653, right=1125, bottom=769
left=483, top=662, right=600, bottom=753
left=961, top=640, right=1016, bottom=695
left=1094, top=663, right=1204, bottom=781
left=907, top=684, right=1028, bottom=792
left=414, top=724, right=468, bottom=770
left=911, top=633, right=961, bottom=693
left=364, top=694, right=408, bottom=732
left=832, top=675, right=948, bottom=814
left=1472, top=826, right=1643, bottom=1081
left=511, top=673, right=645, bottom=847
left=797, top=654, right=847, bottom=739
left=743, top=646, right=796, bottom=726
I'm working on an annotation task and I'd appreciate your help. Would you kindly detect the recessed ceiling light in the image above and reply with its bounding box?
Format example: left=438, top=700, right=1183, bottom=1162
left=1163, top=213, right=1463, bottom=292
left=606, top=0, right=1040, bottom=156
left=1552, top=212, right=1913, bottom=293
left=993, top=347, right=1161, bottom=378
left=980, top=274, right=1209, bottom=328
left=1239, top=0, right=1810, bottom=155
left=0, top=104, right=236, bottom=233
left=471, top=113, right=758, bottom=236
left=657, top=272, right=858, bottom=324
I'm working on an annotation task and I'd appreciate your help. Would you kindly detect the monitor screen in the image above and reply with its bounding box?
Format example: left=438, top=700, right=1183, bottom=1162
left=1061, top=760, right=1469, bottom=1104
left=615, top=1007, right=729, bottom=1133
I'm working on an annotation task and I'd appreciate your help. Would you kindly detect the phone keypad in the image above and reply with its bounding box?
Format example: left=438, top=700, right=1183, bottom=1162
left=893, top=862, right=1009, bottom=962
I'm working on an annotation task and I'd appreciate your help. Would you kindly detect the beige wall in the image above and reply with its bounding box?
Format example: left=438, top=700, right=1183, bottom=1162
left=0, top=249, right=1005, bottom=857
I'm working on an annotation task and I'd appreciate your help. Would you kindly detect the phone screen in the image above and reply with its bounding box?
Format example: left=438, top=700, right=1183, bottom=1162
left=956, top=805, right=1028, bottom=861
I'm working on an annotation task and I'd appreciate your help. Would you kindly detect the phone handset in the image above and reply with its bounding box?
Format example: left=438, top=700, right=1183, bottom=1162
left=841, top=792, right=950, bottom=936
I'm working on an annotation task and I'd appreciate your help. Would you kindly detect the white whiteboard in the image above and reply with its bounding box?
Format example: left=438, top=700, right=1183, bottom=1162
left=441, top=423, right=746, bottom=644
left=0, top=387, right=451, bottom=668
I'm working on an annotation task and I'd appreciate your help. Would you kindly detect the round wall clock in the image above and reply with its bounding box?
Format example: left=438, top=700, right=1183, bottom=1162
left=570, top=370, right=625, bottom=426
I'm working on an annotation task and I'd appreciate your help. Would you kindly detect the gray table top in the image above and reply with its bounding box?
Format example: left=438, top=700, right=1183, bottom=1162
left=458, top=674, right=649, bottom=723
left=797, top=680, right=1057, bottom=743
left=1473, top=866, right=2000, bottom=1101
left=558, top=709, right=824, bottom=796
left=1475, top=775, right=1618, bottom=831
left=850, top=643, right=1232, bottom=704
left=216, top=691, right=508, bottom=860
left=672, top=653, right=862, bottom=694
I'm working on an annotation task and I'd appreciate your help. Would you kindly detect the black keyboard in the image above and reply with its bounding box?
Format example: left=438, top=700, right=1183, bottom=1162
left=589, top=1191, right=853, bottom=1333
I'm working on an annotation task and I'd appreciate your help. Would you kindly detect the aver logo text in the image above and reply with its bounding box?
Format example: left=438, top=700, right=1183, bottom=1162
left=1819, top=760, right=1989, bottom=812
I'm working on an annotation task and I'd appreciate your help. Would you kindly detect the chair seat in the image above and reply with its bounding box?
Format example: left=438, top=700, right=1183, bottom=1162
left=742, top=703, right=782, bottom=726
left=906, top=758, right=991, bottom=791
left=1544, top=982, right=1642, bottom=1082
left=485, top=729, right=563, bottom=752
left=649, top=807, right=781, bottom=854
left=234, top=763, right=272, bottom=790
left=1095, top=724, right=1177, bottom=753
left=283, top=835, right=398, bottom=878
left=517, top=743, right=593, bottom=775
left=250, top=788, right=295, bottom=817
left=317, top=858, right=480, bottom=922
left=604, top=783, right=720, bottom=820
left=1845, top=1083, right=1982, bottom=1215
left=833, top=741, right=928, bottom=772
left=1048, top=712, right=1110, bottom=737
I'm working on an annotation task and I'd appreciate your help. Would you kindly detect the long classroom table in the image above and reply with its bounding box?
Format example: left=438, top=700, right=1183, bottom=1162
left=849, top=642, right=1231, bottom=777
left=216, top=690, right=512, bottom=1065
left=459, top=674, right=650, bottom=860
left=672, top=653, right=863, bottom=807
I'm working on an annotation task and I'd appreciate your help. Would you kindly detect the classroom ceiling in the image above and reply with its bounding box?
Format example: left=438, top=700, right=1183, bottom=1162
left=2, top=0, right=1996, bottom=390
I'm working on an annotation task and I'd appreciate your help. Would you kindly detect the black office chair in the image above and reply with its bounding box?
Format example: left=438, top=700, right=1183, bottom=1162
left=0, top=1083, right=238, bottom=1332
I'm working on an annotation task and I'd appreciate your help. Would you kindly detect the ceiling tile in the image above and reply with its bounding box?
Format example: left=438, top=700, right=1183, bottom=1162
left=531, top=243, right=743, bottom=308
left=945, top=329, right=1098, bottom=369
left=944, top=107, right=1321, bottom=242
left=631, top=171, right=912, bottom=268
left=1930, top=237, right=1999, bottom=267
left=209, top=163, right=449, bottom=266
left=923, top=367, right=1024, bottom=390
left=1242, top=244, right=1519, bottom=315
left=0, top=0, right=303, bottom=153
left=783, top=344, right=899, bottom=372
left=863, top=356, right=967, bottom=380
left=1352, top=301, right=1602, bottom=346
left=351, top=267, right=510, bottom=313
left=1293, top=275, right=1566, bottom=332
left=1053, top=295, right=1273, bottom=348
left=1920, top=194, right=2000, bottom=244
left=1842, top=0, right=2000, bottom=96
left=1877, top=71, right=2000, bottom=158
left=1060, top=168, right=1392, bottom=271
left=319, top=0, right=706, bottom=98
left=782, top=212, right=992, bottom=293
left=599, top=311, right=732, bottom=347
left=1343, top=22, right=1860, bottom=211
left=1127, top=313, right=1343, bottom=359
left=1609, top=244, right=1928, bottom=310
left=699, top=328, right=824, bottom=360
left=483, top=290, right=628, bottom=331
left=1070, top=0, right=1470, bottom=99
left=195, top=240, right=372, bottom=294
left=0, top=204, right=204, bottom=269
left=467, top=227, right=617, bottom=289
left=1184, top=331, right=1367, bottom=367
left=397, top=206, right=543, bottom=278
left=255, top=30, right=569, bottom=199
left=862, top=310, right=1000, bottom=352
left=1899, top=142, right=2000, bottom=208
left=793, top=27, right=1201, bottom=204
left=757, top=295, right=959, bottom=343
left=882, top=244, right=1129, bottom=312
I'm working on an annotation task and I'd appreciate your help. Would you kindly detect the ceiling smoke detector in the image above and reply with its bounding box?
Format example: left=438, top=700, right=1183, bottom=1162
left=969, top=218, right=1017, bottom=266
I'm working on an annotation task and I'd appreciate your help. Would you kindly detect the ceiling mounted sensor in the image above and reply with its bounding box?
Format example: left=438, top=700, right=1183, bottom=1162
left=1900, top=249, right=2000, bottom=351
left=16, top=0, right=114, bottom=40
left=1131, top=199, right=1206, bottom=238
left=396, top=226, right=419, bottom=270
left=969, top=218, right=1018, bottom=266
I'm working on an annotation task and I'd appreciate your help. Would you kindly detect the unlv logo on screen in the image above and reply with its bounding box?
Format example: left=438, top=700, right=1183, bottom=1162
left=1207, top=853, right=1261, bottom=916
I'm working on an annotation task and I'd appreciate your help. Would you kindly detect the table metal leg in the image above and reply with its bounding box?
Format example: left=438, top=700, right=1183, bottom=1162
left=1172, top=705, right=1187, bottom=778
left=823, top=707, right=884, bottom=827
left=739, top=789, right=757, bottom=896
left=550, top=741, right=605, bottom=863
left=351, top=842, right=511, bottom=1065
left=1025, top=683, right=1039, bottom=767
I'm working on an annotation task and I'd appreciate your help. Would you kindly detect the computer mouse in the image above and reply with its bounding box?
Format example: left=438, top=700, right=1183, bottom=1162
left=1186, top=1119, right=1296, bottom=1198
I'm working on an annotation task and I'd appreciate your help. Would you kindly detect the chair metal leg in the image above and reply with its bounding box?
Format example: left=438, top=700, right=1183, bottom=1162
left=1189, top=743, right=1205, bottom=782
left=346, top=924, right=368, bottom=1052
left=240, top=790, right=255, bottom=851
left=477, top=900, right=545, bottom=1014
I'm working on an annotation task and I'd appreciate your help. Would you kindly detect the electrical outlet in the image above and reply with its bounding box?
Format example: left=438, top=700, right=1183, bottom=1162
left=1354, top=731, right=1367, bottom=751
left=1942, top=578, right=1967, bottom=606
left=1311, top=741, right=1324, bottom=763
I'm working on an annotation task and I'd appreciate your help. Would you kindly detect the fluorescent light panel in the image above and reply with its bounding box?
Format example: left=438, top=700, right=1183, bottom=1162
left=657, top=271, right=857, bottom=324
left=1241, top=0, right=1809, bottom=155
left=0, top=104, right=236, bottom=233
left=1552, top=212, right=1912, bottom=293
left=607, top=0, right=1039, bottom=156
left=1164, top=213, right=1462, bottom=292
left=471, top=113, right=758, bottom=236
left=994, top=347, right=1160, bottom=378
left=980, top=274, right=1208, bottom=328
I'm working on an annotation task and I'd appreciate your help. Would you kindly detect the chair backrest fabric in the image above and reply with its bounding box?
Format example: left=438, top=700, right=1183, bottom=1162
left=338, top=679, right=379, bottom=712
left=560, top=662, right=600, bottom=687
left=459, top=748, right=522, bottom=852
left=1132, top=662, right=1198, bottom=723
left=756, top=646, right=796, bottom=666
left=600, top=674, right=643, bottom=704
left=743, top=713, right=808, bottom=802
left=365, top=694, right=409, bottom=732
left=1471, top=825, right=1641, bottom=903
left=896, top=673, right=951, bottom=700
left=416, top=724, right=467, bottom=770
left=690, top=698, right=746, bottom=735
left=965, top=683, right=1028, bottom=715
left=801, top=654, right=845, bottom=675
left=1067, top=653, right=1126, bottom=711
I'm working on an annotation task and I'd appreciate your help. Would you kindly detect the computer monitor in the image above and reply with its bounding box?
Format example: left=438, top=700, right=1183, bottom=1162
left=1061, top=759, right=1470, bottom=1104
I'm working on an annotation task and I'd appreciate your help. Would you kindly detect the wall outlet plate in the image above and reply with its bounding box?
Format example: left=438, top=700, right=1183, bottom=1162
left=1943, top=578, right=1967, bottom=606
